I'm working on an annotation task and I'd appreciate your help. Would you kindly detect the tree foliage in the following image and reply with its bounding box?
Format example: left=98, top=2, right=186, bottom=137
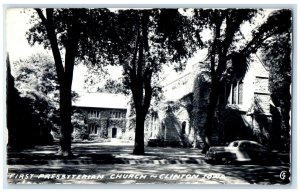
left=13, top=53, right=61, bottom=135
left=97, top=78, right=126, bottom=94
left=261, top=30, right=291, bottom=151
left=7, top=54, right=55, bottom=147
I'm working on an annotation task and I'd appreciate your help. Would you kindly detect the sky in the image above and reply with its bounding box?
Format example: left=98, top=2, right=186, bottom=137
left=6, top=9, right=51, bottom=63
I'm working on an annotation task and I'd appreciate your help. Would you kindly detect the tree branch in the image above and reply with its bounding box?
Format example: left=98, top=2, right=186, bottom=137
left=35, top=8, right=65, bottom=84
left=35, top=9, right=47, bottom=25
left=129, top=28, right=140, bottom=84
left=64, top=16, right=81, bottom=88
left=242, top=31, right=274, bottom=56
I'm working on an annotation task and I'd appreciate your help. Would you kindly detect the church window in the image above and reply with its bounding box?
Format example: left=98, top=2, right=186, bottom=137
left=229, top=80, right=243, bottom=105
left=88, top=124, right=98, bottom=134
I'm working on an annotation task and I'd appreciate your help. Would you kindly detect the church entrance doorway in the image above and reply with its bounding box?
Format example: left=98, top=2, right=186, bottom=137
left=112, top=127, right=117, bottom=138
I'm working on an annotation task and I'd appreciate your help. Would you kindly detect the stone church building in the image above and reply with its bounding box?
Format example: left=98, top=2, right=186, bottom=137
left=72, top=52, right=272, bottom=148
left=146, top=53, right=272, bottom=147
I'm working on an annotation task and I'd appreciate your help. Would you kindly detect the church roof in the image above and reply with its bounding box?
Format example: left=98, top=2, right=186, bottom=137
left=72, top=92, right=128, bottom=109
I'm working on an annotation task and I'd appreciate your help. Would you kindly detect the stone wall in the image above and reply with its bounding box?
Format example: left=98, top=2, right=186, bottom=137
left=220, top=57, right=272, bottom=145
left=254, top=76, right=271, bottom=115
left=191, top=56, right=272, bottom=146
left=75, top=107, right=127, bottom=141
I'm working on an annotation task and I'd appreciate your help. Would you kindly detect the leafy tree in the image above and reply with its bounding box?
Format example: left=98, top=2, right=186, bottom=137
left=261, top=31, right=291, bottom=151
left=192, top=9, right=292, bottom=152
left=7, top=54, right=54, bottom=147
left=13, top=53, right=60, bottom=137
left=97, top=78, right=126, bottom=94
left=27, top=8, right=115, bottom=156
left=14, top=54, right=59, bottom=97
left=83, top=66, right=126, bottom=94
left=102, top=9, right=197, bottom=154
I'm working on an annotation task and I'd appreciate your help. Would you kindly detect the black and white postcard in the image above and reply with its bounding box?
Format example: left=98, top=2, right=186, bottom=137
left=5, top=7, right=293, bottom=185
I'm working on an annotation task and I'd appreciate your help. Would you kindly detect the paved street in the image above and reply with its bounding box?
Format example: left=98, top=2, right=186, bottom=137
left=6, top=141, right=291, bottom=185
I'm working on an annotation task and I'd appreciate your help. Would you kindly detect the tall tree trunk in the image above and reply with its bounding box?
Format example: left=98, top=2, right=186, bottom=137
left=35, top=9, right=76, bottom=156
left=202, top=81, right=219, bottom=153
left=57, top=22, right=79, bottom=157
left=201, top=27, right=219, bottom=153
left=131, top=76, right=152, bottom=155
left=58, top=81, right=73, bottom=156
left=130, top=11, right=152, bottom=155
left=201, top=14, right=225, bottom=153
left=133, top=111, right=146, bottom=155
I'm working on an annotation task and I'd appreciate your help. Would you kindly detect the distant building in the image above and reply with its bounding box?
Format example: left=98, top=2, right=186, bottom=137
left=73, top=92, right=128, bottom=140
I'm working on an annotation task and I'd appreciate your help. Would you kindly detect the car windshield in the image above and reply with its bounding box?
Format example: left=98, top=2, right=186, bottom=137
left=229, top=141, right=239, bottom=147
left=251, top=143, right=265, bottom=150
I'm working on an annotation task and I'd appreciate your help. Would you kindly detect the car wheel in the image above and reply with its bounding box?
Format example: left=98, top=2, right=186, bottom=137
left=219, top=157, right=225, bottom=164
left=225, top=159, right=231, bottom=164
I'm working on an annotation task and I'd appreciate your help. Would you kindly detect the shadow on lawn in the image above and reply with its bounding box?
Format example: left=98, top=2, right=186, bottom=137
left=7, top=152, right=206, bottom=165
left=7, top=142, right=206, bottom=165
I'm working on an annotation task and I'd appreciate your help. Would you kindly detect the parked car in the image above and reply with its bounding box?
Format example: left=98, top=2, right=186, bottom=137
left=204, top=140, right=270, bottom=164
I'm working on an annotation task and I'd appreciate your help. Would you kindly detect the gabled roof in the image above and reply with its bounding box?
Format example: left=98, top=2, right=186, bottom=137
left=73, top=92, right=128, bottom=109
